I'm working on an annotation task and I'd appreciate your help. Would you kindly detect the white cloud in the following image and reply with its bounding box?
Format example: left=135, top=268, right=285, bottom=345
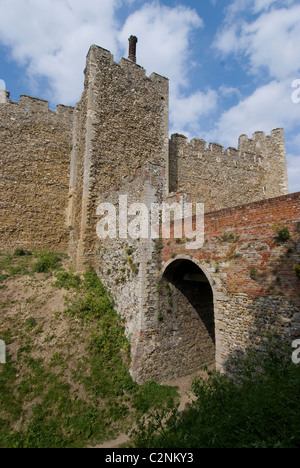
left=222, top=0, right=294, bottom=19
left=218, top=85, right=242, bottom=99
left=214, top=2, right=300, bottom=80
left=242, top=5, right=300, bottom=79
left=211, top=0, right=300, bottom=193
left=0, top=0, right=120, bottom=103
left=287, top=152, right=300, bottom=194
left=0, top=79, right=5, bottom=89
left=118, top=3, right=203, bottom=92
left=170, top=89, right=218, bottom=133
left=205, top=79, right=299, bottom=147
left=0, top=0, right=205, bottom=134
left=253, top=0, right=294, bottom=13
left=118, top=2, right=206, bottom=134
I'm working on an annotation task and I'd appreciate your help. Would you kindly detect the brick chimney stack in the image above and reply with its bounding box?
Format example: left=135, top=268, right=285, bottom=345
left=128, top=36, right=138, bottom=63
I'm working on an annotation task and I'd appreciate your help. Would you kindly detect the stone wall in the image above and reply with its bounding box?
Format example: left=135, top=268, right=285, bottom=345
left=0, top=93, right=74, bottom=252
left=156, top=260, right=215, bottom=379
left=130, top=192, right=300, bottom=383
left=0, top=42, right=298, bottom=385
left=68, top=45, right=169, bottom=270
left=169, top=129, right=289, bottom=212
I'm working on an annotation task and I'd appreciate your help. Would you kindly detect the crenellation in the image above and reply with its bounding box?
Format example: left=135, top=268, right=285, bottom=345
left=171, top=133, right=188, bottom=143
left=0, top=40, right=297, bottom=385
left=253, top=131, right=266, bottom=142
left=190, top=138, right=207, bottom=152
left=271, top=127, right=285, bottom=139
left=149, top=72, right=169, bottom=85
left=0, top=89, right=10, bottom=104
left=209, top=142, right=224, bottom=154
left=87, top=44, right=114, bottom=63
left=168, top=128, right=288, bottom=211
left=238, top=134, right=248, bottom=147
left=0, top=93, right=75, bottom=118
left=56, top=104, right=75, bottom=116
left=225, top=147, right=239, bottom=157
left=238, top=136, right=256, bottom=153
left=19, top=95, right=50, bottom=113
left=119, top=57, right=147, bottom=77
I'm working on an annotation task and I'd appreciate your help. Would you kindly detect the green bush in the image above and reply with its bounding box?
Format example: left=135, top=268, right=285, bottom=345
left=274, top=224, right=291, bottom=242
left=294, top=265, right=300, bottom=280
left=277, top=227, right=290, bottom=242
left=53, top=271, right=82, bottom=290
left=32, top=251, right=62, bottom=273
left=250, top=268, right=257, bottom=279
left=1, top=263, right=179, bottom=448
left=133, top=381, right=178, bottom=414
left=131, top=343, right=300, bottom=448
left=13, top=249, right=32, bottom=257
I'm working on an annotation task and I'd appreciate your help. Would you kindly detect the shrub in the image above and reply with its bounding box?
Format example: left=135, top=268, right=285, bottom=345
left=25, top=317, right=37, bottom=331
left=53, top=271, right=82, bottom=290
left=250, top=268, right=257, bottom=279
left=273, top=224, right=291, bottom=242
left=277, top=227, right=290, bottom=242
left=218, top=233, right=240, bottom=243
left=131, top=342, right=300, bottom=448
left=13, top=249, right=32, bottom=257
left=294, top=265, right=300, bottom=280
left=32, top=251, right=62, bottom=273
left=133, top=381, right=178, bottom=414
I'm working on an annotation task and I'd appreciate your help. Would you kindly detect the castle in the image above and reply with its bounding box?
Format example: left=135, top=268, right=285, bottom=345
left=0, top=39, right=299, bottom=383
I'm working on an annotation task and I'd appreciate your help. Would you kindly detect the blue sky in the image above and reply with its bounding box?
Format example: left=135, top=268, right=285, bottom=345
left=0, top=0, right=299, bottom=192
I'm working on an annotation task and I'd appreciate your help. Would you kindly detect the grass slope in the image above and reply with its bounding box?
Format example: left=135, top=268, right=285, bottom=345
left=0, top=250, right=177, bottom=448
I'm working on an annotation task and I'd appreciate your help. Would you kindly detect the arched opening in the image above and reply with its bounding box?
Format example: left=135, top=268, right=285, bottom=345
left=159, top=258, right=215, bottom=378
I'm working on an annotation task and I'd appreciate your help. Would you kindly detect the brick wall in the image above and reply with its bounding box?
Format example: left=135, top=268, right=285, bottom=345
left=130, top=193, right=300, bottom=382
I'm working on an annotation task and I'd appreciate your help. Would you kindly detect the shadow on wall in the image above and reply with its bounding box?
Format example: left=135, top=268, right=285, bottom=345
left=157, top=259, right=216, bottom=379
left=163, top=259, right=215, bottom=343
left=223, top=222, right=300, bottom=373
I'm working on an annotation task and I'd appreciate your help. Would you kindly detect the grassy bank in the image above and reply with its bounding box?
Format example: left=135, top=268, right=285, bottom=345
left=0, top=250, right=177, bottom=448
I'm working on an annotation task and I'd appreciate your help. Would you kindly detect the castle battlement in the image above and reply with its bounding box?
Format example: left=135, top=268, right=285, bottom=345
left=238, top=128, right=285, bottom=152
left=0, top=91, right=74, bottom=117
left=0, top=40, right=297, bottom=386
left=86, top=44, right=169, bottom=89
left=169, top=127, right=288, bottom=210
left=0, top=39, right=289, bottom=252
left=171, top=128, right=285, bottom=160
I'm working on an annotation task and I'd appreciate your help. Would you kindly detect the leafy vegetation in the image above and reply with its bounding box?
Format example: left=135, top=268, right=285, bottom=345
left=294, top=264, right=300, bottom=280
left=131, top=343, right=300, bottom=448
left=0, top=249, right=64, bottom=282
left=0, top=250, right=178, bottom=448
left=250, top=268, right=258, bottom=279
left=2, top=249, right=299, bottom=449
left=32, top=251, right=63, bottom=273
left=218, top=232, right=240, bottom=243
left=273, top=223, right=291, bottom=243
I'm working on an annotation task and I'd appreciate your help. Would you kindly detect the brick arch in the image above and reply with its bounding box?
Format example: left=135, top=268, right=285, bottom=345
left=161, top=254, right=216, bottom=292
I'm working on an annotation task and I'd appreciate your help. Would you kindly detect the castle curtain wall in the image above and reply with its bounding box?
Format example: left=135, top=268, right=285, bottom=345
left=0, top=95, right=74, bottom=253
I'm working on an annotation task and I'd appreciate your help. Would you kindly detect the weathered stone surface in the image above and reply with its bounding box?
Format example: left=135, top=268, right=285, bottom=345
left=0, top=42, right=299, bottom=384
left=0, top=94, right=74, bottom=252
left=169, top=129, right=289, bottom=212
